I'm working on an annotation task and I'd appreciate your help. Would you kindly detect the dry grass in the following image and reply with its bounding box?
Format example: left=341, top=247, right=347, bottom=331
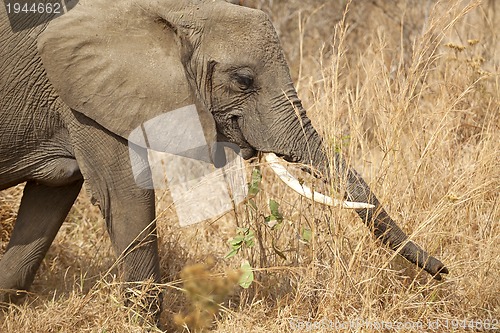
left=1, top=0, right=499, bottom=332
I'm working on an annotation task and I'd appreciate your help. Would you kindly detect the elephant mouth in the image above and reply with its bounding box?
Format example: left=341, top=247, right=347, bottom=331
left=240, top=146, right=257, bottom=160
left=214, top=137, right=256, bottom=161
left=215, top=116, right=256, bottom=161
left=232, top=116, right=256, bottom=159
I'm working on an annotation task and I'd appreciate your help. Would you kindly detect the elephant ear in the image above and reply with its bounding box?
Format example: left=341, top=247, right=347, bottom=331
left=37, top=0, right=217, bottom=154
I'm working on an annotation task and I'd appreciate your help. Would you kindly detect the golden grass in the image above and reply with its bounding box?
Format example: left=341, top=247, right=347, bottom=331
left=1, top=0, right=498, bottom=332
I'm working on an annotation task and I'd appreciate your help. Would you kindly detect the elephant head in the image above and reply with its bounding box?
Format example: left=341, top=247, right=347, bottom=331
left=38, top=0, right=447, bottom=279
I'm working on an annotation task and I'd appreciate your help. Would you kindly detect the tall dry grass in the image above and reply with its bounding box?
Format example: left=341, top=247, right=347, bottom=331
left=1, top=0, right=498, bottom=332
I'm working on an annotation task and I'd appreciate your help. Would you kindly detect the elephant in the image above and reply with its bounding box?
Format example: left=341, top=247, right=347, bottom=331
left=0, top=0, right=448, bottom=323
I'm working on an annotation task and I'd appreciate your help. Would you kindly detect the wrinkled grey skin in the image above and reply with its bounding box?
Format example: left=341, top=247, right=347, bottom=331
left=0, top=0, right=447, bottom=321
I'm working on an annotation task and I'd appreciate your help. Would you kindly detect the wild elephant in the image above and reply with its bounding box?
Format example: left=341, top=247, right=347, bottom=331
left=0, top=0, right=448, bottom=324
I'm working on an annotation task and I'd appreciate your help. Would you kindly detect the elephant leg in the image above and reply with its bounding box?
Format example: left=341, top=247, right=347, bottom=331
left=0, top=179, right=83, bottom=304
left=101, top=185, right=161, bottom=321
left=112, top=211, right=162, bottom=324
left=69, top=120, right=161, bottom=322
left=85, top=164, right=161, bottom=322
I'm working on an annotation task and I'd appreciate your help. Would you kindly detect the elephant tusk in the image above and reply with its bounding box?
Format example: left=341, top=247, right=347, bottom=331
left=264, top=153, right=375, bottom=209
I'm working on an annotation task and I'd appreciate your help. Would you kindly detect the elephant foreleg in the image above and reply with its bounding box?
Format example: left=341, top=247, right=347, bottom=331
left=103, top=190, right=162, bottom=321
left=68, top=117, right=162, bottom=323
left=0, top=179, right=83, bottom=304
left=113, top=224, right=162, bottom=324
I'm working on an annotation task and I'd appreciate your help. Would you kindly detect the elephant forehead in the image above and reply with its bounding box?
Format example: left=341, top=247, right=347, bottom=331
left=202, top=32, right=285, bottom=70
left=200, top=7, right=284, bottom=62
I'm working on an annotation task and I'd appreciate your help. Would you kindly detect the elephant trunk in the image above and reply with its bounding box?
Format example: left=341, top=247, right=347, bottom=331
left=283, top=106, right=448, bottom=279
left=335, top=157, right=449, bottom=279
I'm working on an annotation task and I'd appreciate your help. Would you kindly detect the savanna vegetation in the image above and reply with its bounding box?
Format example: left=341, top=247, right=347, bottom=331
left=1, top=0, right=498, bottom=332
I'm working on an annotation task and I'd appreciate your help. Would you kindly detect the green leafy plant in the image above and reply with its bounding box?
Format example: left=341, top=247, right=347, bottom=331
left=264, top=199, right=283, bottom=229
left=226, top=166, right=288, bottom=288
left=247, top=167, right=262, bottom=197
left=225, top=227, right=255, bottom=259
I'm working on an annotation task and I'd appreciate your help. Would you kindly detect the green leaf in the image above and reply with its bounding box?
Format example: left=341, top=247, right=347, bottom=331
left=264, top=215, right=277, bottom=225
left=267, top=199, right=283, bottom=226
left=245, top=234, right=254, bottom=248
left=229, top=236, right=243, bottom=248
left=269, top=199, right=279, bottom=213
left=245, top=237, right=255, bottom=248
left=301, top=228, right=312, bottom=243
left=269, top=200, right=282, bottom=218
left=225, top=248, right=239, bottom=259
left=248, top=168, right=262, bottom=196
left=239, top=260, right=254, bottom=289
left=232, top=234, right=245, bottom=242
left=226, top=228, right=255, bottom=258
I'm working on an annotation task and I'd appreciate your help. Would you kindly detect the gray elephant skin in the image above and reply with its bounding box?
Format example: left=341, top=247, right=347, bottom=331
left=0, top=0, right=448, bottom=321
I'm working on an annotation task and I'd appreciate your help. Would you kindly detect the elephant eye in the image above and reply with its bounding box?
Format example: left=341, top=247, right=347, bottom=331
left=234, top=74, right=254, bottom=91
